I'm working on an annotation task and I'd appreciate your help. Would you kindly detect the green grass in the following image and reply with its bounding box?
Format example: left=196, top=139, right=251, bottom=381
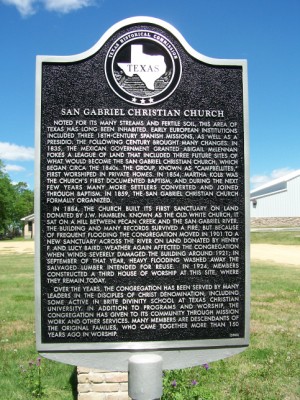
left=0, top=254, right=76, bottom=399
left=0, top=236, right=33, bottom=242
left=251, top=230, right=300, bottom=245
left=15, top=237, right=34, bottom=242
left=163, top=261, right=300, bottom=399
left=1, top=243, right=299, bottom=399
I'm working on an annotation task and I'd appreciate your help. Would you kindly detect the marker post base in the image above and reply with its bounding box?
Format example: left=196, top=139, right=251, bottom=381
left=128, top=354, right=163, bottom=400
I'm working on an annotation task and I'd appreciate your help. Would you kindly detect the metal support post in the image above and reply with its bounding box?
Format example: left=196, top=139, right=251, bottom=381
left=128, top=354, right=163, bottom=400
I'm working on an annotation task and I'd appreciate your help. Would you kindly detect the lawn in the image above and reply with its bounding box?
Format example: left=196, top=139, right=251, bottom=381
left=251, top=230, right=300, bottom=245
left=0, top=253, right=76, bottom=399
left=162, top=260, right=299, bottom=400
left=0, top=238, right=299, bottom=399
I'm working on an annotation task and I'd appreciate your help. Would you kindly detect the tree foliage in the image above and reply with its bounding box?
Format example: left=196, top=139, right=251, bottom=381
left=0, top=160, right=34, bottom=234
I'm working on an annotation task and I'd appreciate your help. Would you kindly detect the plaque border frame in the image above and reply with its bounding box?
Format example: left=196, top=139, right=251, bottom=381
left=35, top=16, right=250, bottom=370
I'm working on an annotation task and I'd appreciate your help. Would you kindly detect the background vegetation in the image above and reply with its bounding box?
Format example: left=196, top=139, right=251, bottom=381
left=0, top=232, right=299, bottom=399
left=0, top=159, right=34, bottom=236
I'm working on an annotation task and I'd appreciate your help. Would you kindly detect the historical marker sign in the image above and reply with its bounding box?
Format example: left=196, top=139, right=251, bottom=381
left=35, top=17, right=249, bottom=370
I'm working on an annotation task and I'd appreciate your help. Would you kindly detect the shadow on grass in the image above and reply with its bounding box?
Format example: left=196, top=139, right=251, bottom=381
left=69, top=367, right=78, bottom=399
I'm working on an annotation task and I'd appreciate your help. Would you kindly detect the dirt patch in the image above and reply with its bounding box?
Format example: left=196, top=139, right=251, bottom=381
left=0, top=240, right=34, bottom=255
left=251, top=217, right=300, bottom=228
left=251, top=244, right=300, bottom=267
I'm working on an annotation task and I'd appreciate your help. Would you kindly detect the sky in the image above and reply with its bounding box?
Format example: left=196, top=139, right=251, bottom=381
left=0, top=0, right=299, bottom=191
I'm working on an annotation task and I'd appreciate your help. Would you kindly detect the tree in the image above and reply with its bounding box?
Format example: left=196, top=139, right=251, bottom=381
left=0, top=160, right=34, bottom=234
left=0, top=160, right=15, bottom=233
left=12, top=182, right=34, bottom=232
